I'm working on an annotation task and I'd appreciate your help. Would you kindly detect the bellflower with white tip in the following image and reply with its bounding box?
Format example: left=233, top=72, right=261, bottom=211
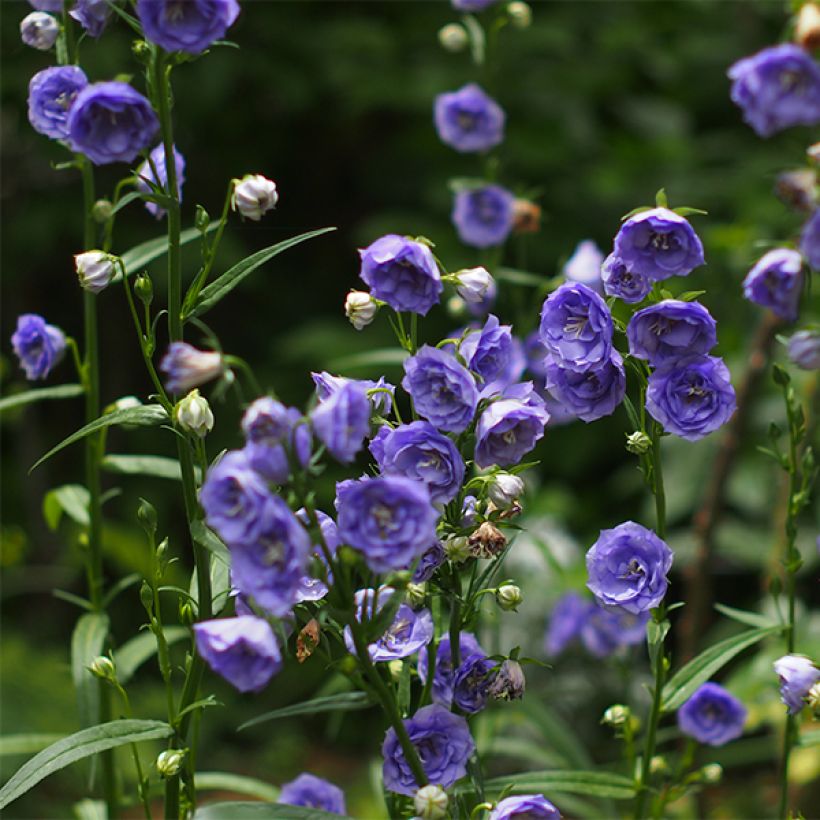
left=345, top=290, right=378, bottom=330
left=455, top=266, right=494, bottom=304
left=20, top=12, right=59, bottom=50
left=160, top=342, right=223, bottom=393
left=11, top=314, right=66, bottom=381
left=742, top=249, right=803, bottom=321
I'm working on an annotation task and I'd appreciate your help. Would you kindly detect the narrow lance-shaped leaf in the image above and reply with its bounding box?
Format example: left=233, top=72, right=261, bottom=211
left=114, top=626, right=189, bottom=685
left=71, top=613, right=110, bottom=729
left=0, top=384, right=84, bottom=414
left=102, top=454, right=183, bottom=481
left=479, top=770, right=637, bottom=800
left=193, top=772, right=279, bottom=802
left=0, top=735, right=65, bottom=757
left=119, top=223, right=218, bottom=279
left=190, top=520, right=231, bottom=567
left=194, top=802, right=355, bottom=820
left=237, top=692, right=372, bottom=732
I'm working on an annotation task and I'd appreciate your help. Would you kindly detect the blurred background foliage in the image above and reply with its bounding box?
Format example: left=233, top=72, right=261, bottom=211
left=1, top=0, right=819, bottom=817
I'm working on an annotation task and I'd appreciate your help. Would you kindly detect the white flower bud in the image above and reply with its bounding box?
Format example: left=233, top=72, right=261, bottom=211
left=345, top=290, right=378, bottom=330
left=443, top=535, right=470, bottom=563
left=507, top=1, right=532, bottom=28
left=487, top=473, right=524, bottom=509
left=454, top=266, right=494, bottom=304
left=387, top=660, right=404, bottom=682
left=406, top=582, right=427, bottom=608
left=112, top=396, right=142, bottom=412
left=88, top=656, right=117, bottom=683
left=175, top=389, right=214, bottom=438
left=496, top=583, right=523, bottom=611
left=232, top=174, right=278, bottom=221
left=438, top=23, right=468, bottom=52
left=701, top=763, right=722, bottom=784
left=20, top=11, right=59, bottom=50
left=602, top=704, right=630, bottom=727
left=156, top=749, right=185, bottom=778
left=649, top=755, right=668, bottom=775
left=75, top=250, right=116, bottom=294
left=414, top=784, right=449, bottom=820
left=625, top=431, right=652, bottom=455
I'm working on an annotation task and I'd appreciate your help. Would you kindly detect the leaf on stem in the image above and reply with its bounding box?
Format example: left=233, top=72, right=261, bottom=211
left=71, top=613, right=110, bottom=729
left=479, top=770, right=636, bottom=799
left=0, top=384, right=84, bottom=413
left=237, top=692, right=372, bottom=732
left=194, top=804, right=354, bottom=820
left=119, top=224, right=218, bottom=280
left=114, top=626, right=189, bottom=685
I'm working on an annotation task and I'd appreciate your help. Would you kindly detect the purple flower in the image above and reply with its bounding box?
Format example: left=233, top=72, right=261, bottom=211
left=453, top=653, right=496, bottom=714
left=489, top=794, right=561, bottom=819
left=627, top=300, right=718, bottom=367
left=787, top=330, right=820, bottom=370
left=370, top=422, right=464, bottom=504
left=194, top=616, right=281, bottom=693
left=614, top=207, right=705, bottom=281
left=742, top=249, right=803, bottom=321
left=382, top=704, right=475, bottom=796
left=774, top=655, right=819, bottom=714
left=601, top=254, right=651, bottom=304
left=279, top=774, right=345, bottom=815
left=677, top=682, right=747, bottom=746
left=452, top=0, right=498, bottom=11
left=434, top=83, right=505, bottom=153
left=344, top=587, right=434, bottom=662
left=646, top=355, right=736, bottom=441
left=453, top=185, right=515, bottom=248
left=311, top=371, right=394, bottom=416
left=136, top=143, right=185, bottom=219
left=413, top=541, right=444, bottom=582
left=544, top=350, right=625, bottom=423
left=800, top=209, right=820, bottom=269
left=524, top=331, right=550, bottom=379
left=418, top=633, right=485, bottom=707
left=728, top=45, right=820, bottom=138
left=474, top=392, right=549, bottom=468
left=160, top=342, right=223, bottom=393
left=539, top=282, right=613, bottom=372
left=586, top=521, right=673, bottom=614
left=70, top=0, right=112, bottom=38
left=402, top=346, right=478, bottom=433
left=461, top=314, right=524, bottom=389
left=136, top=0, right=240, bottom=54
left=359, top=235, right=442, bottom=315
left=67, top=81, right=159, bottom=165
left=311, top=380, right=370, bottom=464
left=28, top=0, right=63, bottom=10
left=544, top=592, right=591, bottom=657
left=11, top=313, right=66, bottom=381
left=564, top=240, right=604, bottom=293
left=28, top=66, right=89, bottom=140
left=580, top=605, right=649, bottom=658
left=335, top=476, right=438, bottom=573
left=243, top=399, right=310, bottom=483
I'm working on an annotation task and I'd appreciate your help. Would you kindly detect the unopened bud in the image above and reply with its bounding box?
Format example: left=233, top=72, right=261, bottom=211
left=406, top=582, right=427, bottom=608
left=232, top=174, right=278, bottom=221
left=774, top=169, right=816, bottom=213
left=454, top=266, right=495, bottom=305
left=345, top=290, right=378, bottom=330
left=649, top=755, right=668, bottom=775
left=92, top=199, right=114, bottom=223
left=468, top=521, right=507, bottom=559
left=89, top=655, right=117, bottom=683
left=602, top=704, right=631, bottom=727
left=137, top=498, right=158, bottom=536
left=179, top=601, right=194, bottom=626
left=809, top=142, right=820, bottom=164
left=414, top=784, right=449, bottom=820
left=387, top=660, right=404, bottom=682
left=438, top=22, right=468, bottom=52
left=701, top=763, right=722, bottom=784
left=75, top=250, right=116, bottom=294
left=134, top=273, right=153, bottom=306
left=507, top=1, right=532, bottom=28
left=140, top=580, right=154, bottom=613
left=20, top=11, right=59, bottom=50
left=195, top=204, right=211, bottom=233
left=447, top=295, right=468, bottom=318
left=487, top=473, right=524, bottom=509
left=488, top=658, right=526, bottom=700
left=808, top=681, right=820, bottom=713
left=175, top=389, right=214, bottom=438
left=156, top=749, right=185, bottom=778
left=625, top=431, right=652, bottom=455
left=512, top=199, right=541, bottom=234
left=443, top=535, right=471, bottom=563
left=796, top=3, right=820, bottom=50
left=132, top=39, right=152, bottom=62
left=496, top=583, right=523, bottom=611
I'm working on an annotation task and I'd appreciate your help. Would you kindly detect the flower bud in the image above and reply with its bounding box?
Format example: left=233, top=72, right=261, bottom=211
left=468, top=521, right=507, bottom=559
left=345, top=290, right=378, bottom=330
left=488, top=658, right=526, bottom=700
left=111, top=396, right=142, bottom=413
left=92, top=199, right=114, bottom=223
left=20, top=12, right=59, bottom=50
left=649, top=755, right=668, bottom=775
left=796, top=3, right=820, bottom=50
left=700, top=763, right=722, bottom=784
left=625, top=431, right=652, bottom=455
left=512, top=199, right=542, bottom=234
left=160, top=343, right=224, bottom=394
left=88, top=655, right=117, bottom=683
left=406, top=582, right=427, bottom=608
left=232, top=174, right=278, bottom=221
left=602, top=704, right=631, bottom=727
left=454, top=266, right=495, bottom=304
left=809, top=142, right=820, bottom=164
left=438, top=22, right=468, bottom=52
left=175, top=389, right=214, bottom=438
left=487, top=473, right=524, bottom=509
left=156, top=749, right=185, bottom=778
left=179, top=601, right=194, bottom=626
left=443, top=535, right=471, bottom=563
left=139, top=580, right=154, bottom=613
left=75, top=250, right=116, bottom=294
left=132, top=39, right=152, bottom=63
left=507, top=1, right=532, bottom=28
left=774, top=169, right=816, bottom=213
left=808, top=681, right=820, bottom=714
left=414, top=784, right=449, bottom=820
left=496, top=583, right=523, bottom=611
left=134, top=273, right=154, bottom=306
left=447, top=295, right=468, bottom=319
left=137, top=498, right=158, bottom=537
left=787, top=330, right=820, bottom=371
left=195, top=204, right=211, bottom=233
left=387, top=660, right=404, bottom=682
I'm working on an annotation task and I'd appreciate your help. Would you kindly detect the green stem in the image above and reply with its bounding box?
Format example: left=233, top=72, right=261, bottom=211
left=651, top=424, right=666, bottom=540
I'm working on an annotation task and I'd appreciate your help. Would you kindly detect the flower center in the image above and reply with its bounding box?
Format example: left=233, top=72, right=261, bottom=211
left=502, top=430, right=517, bottom=445
left=621, top=558, right=645, bottom=579
left=650, top=231, right=679, bottom=252
left=457, top=111, right=476, bottom=131
left=262, top=539, right=285, bottom=566
left=649, top=317, right=677, bottom=337
left=563, top=311, right=588, bottom=338
left=372, top=504, right=395, bottom=537
left=164, top=1, right=187, bottom=23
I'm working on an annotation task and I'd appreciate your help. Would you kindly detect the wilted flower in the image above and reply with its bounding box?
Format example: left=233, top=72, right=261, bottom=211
left=586, top=521, right=673, bottom=614
left=787, top=330, right=820, bottom=370
left=311, top=380, right=371, bottom=464
left=438, top=23, right=468, bottom=52
left=136, top=0, right=240, bottom=53
left=601, top=254, right=651, bottom=303
left=69, top=0, right=112, bottom=37
left=11, top=313, right=66, bottom=381
left=489, top=658, right=526, bottom=700
left=418, top=632, right=485, bottom=707
left=136, top=144, right=185, bottom=219
left=796, top=3, right=820, bottom=50
left=20, top=12, right=59, bottom=50
left=774, top=654, right=820, bottom=714
left=345, top=290, right=378, bottom=330
left=627, top=300, right=717, bottom=366
left=563, top=239, right=604, bottom=293
left=74, top=250, right=115, bottom=294
left=160, top=342, right=223, bottom=394
left=742, top=249, right=803, bottom=321
left=775, top=169, right=816, bottom=212
left=453, top=185, right=515, bottom=248
left=434, top=83, right=505, bottom=153
left=489, top=794, right=561, bottom=819
left=382, top=704, right=475, bottom=795
left=512, top=198, right=542, bottom=234
left=544, top=350, right=626, bottom=423
left=193, top=616, right=282, bottom=693
left=28, top=65, right=88, bottom=140
left=677, top=682, right=747, bottom=746
left=455, top=266, right=494, bottom=304
left=468, top=521, right=507, bottom=558
left=800, top=208, right=820, bottom=269
left=453, top=653, right=497, bottom=713
left=414, top=784, right=449, bottom=820
left=488, top=473, right=524, bottom=509
left=232, top=174, right=278, bottom=220
left=474, top=392, right=549, bottom=468
left=175, top=389, right=213, bottom=437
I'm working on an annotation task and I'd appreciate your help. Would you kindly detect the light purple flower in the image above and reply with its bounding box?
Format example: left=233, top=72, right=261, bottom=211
left=11, top=313, right=66, bottom=381
left=434, top=83, right=505, bottom=153
left=194, top=616, right=281, bottom=693
left=601, top=254, right=651, bottom=303
left=28, top=66, right=88, bottom=140
left=489, top=794, right=561, bottom=819
left=28, top=0, right=63, bottom=10
left=453, top=185, right=515, bottom=248
left=563, top=240, right=604, bottom=293
left=774, top=655, right=819, bottom=714
left=580, top=605, right=649, bottom=658
left=544, top=592, right=591, bottom=657
left=800, top=209, right=820, bottom=269
left=243, top=399, right=310, bottom=483
left=136, top=143, right=185, bottom=219
left=544, top=350, right=625, bottom=423
left=160, top=342, right=223, bottom=394
left=452, top=0, right=498, bottom=11
left=743, top=249, right=803, bottom=321
left=311, top=380, right=370, bottom=464
left=787, top=330, right=820, bottom=370
left=677, top=682, right=747, bottom=746
left=279, top=773, right=346, bottom=815
left=586, top=521, right=673, bottom=614
left=413, top=541, right=444, bottom=582
left=70, top=0, right=112, bottom=38
left=627, top=300, right=717, bottom=366
left=418, top=633, right=484, bottom=707
left=461, top=314, right=524, bottom=389
left=474, top=391, right=549, bottom=468
left=382, top=704, right=475, bottom=796
left=311, top=371, right=394, bottom=416
left=453, top=653, right=497, bottom=714
left=136, top=0, right=240, bottom=54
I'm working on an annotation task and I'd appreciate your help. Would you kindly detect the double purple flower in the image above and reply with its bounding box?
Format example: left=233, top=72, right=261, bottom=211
left=601, top=254, right=651, bottom=304
left=475, top=385, right=549, bottom=468
left=279, top=773, right=346, bottom=815
left=774, top=655, right=819, bottom=714
left=28, top=66, right=89, bottom=140
left=452, top=653, right=497, bottom=714
left=742, top=249, right=803, bottom=322
left=11, top=314, right=66, bottom=381
left=417, top=632, right=485, bottom=707
left=627, top=300, right=717, bottom=366
left=544, top=349, right=625, bottom=423
left=677, top=682, right=747, bottom=746
left=136, top=0, right=241, bottom=54
left=434, top=83, right=505, bottom=153
left=453, top=185, right=515, bottom=248
left=461, top=314, right=525, bottom=389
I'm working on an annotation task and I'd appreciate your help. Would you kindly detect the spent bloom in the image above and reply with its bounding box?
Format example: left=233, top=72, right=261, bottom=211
left=677, top=683, right=747, bottom=746
left=488, top=658, right=526, bottom=700
left=136, top=0, right=240, bottom=53
left=563, top=239, right=604, bottom=293
left=74, top=250, right=115, bottom=294
left=434, top=83, right=505, bottom=153
left=626, top=300, right=717, bottom=366
left=136, top=144, right=186, bottom=219
left=455, top=266, right=495, bottom=304
left=601, top=254, right=651, bottom=303
left=28, top=65, right=88, bottom=140
left=489, top=794, right=561, bottom=819
left=175, top=389, right=214, bottom=437
left=68, top=82, right=159, bottom=165
left=310, top=380, right=371, bottom=464
left=474, top=389, right=549, bottom=468
left=586, top=521, right=673, bottom=614
left=728, top=44, right=820, bottom=137
left=279, top=774, right=346, bottom=815
left=453, top=653, right=497, bottom=713
left=11, top=313, right=66, bottom=381
left=453, top=185, right=515, bottom=248
left=382, top=704, right=475, bottom=795
left=787, top=330, right=820, bottom=370
left=646, top=355, right=736, bottom=441
left=20, top=12, right=59, bottom=50
left=544, top=349, right=626, bottom=423
left=70, top=0, right=112, bottom=38
left=232, top=174, right=278, bottom=220
left=614, top=207, right=705, bottom=281
left=742, top=249, right=803, bottom=321
left=160, top=342, right=223, bottom=393
left=800, top=209, right=820, bottom=269
left=194, top=616, right=281, bottom=693
left=418, top=632, right=485, bottom=707
left=359, top=234, right=442, bottom=315
left=345, top=290, right=378, bottom=330
left=774, top=655, right=819, bottom=714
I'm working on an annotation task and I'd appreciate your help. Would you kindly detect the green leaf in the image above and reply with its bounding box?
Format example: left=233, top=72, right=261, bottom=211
left=109, top=191, right=144, bottom=217
left=461, top=14, right=486, bottom=66
left=194, top=772, right=279, bottom=802
left=516, top=700, right=593, bottom=770
left=0, top=384, right=84, bottom=413
left=480, top=770, right=636, bottom=800
left=31, top=405, right=168, bottom=472
left=0, top=720, right=173, bottom=810
left=661, top=626, right=782, bottom=712
left=495, top=267, right=548, bottom=288
left=714, top=603, right=777, bottom=629
left=798, top=729, right=820, bottom=748
left=188, top=227, right=336, bottom=319
left=328, top=348, right=409, bottom=371
left=0, top=735, right=65, bottom=757
left=190, top=520, right=231, bottom=567
left=621, top=205, right=652, bottom=221
left=102, top=454, right=183, bottom=481
left=485, top=736, right=567, bottom=769
left=194, top=803, right=354, bottom=820
left=120, top=224, right=218, bottom=278
left=673, top=207, right=708, bottom=217
left=677, top=290, right=707, bottom=302
left=71, top=613, right=110, bottom=729
left=237, top=692, right=372, bottom=732
left=191, top=554, right=231, bottom=613
left=114, top=626, right=189, bottom=685
left=43, top=484, right=90, bottom=530
left=655, top=188, right=668, bottom=208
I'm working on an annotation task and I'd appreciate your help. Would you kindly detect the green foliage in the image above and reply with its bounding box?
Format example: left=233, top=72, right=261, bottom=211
left=481, top=770, right=637, bottom=799
left=237, top=692, right=373, bottom=732
left=194, top=804, right=354, bottom=820
left=70, top=613, right=109, bottom=729
left=0, top=384, right=84, bottom=413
